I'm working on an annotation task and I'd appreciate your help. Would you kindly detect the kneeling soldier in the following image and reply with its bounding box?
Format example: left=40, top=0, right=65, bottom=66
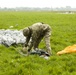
left=22, top=22, right=52, bottom=55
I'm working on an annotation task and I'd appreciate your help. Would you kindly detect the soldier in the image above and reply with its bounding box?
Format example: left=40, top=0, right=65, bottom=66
left=22, top=22, right=52, bottom=55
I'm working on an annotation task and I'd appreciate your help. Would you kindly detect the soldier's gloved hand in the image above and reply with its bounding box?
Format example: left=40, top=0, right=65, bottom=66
left=22, top=47, right=27, bottom=53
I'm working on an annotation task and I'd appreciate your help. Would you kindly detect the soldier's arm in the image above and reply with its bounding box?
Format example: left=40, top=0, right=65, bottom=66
left=27, top=38, right=33, bottom=52
left=24, top=36, right=30, bottom=47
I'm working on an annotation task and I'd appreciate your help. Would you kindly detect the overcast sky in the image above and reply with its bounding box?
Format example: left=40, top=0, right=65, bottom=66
left=0, top=0, right=76, bottom=8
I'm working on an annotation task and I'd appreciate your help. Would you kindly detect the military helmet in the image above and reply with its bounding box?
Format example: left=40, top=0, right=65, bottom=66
left=23, top=27, right=30, bottom=36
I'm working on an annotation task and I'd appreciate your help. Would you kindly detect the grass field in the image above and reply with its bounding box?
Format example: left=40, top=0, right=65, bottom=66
left=0, top=11, right=76, bottom=75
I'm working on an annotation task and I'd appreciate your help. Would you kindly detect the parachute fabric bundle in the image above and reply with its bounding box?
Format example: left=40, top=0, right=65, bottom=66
left=57, top=44, right=76, bottom=55
left=0, top=29, right=26, bottom=47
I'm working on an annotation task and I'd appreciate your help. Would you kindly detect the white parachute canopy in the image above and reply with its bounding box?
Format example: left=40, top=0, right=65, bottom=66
left=0, top=29, right=26, bottom=46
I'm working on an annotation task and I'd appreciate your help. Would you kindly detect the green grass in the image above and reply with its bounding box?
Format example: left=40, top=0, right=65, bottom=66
left=0, top=11, right=76, bottom=75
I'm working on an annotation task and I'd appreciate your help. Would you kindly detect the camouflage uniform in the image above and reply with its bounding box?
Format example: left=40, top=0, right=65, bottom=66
left=23, top=22, right=52, bottom=54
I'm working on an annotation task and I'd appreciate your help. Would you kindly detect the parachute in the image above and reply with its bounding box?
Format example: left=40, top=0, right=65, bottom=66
left=0, top=29, right=26, bottom=47
left=57, top=44, right=76, bottom=55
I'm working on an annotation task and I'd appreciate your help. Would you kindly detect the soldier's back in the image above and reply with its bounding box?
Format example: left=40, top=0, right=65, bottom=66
left=30, top=22, right=50, bottom=32
left=29, top=22, right=51, bottom=39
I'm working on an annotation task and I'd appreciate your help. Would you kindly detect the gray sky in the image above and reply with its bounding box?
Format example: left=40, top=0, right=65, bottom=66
left=0, top=0, right=76, bottom=8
